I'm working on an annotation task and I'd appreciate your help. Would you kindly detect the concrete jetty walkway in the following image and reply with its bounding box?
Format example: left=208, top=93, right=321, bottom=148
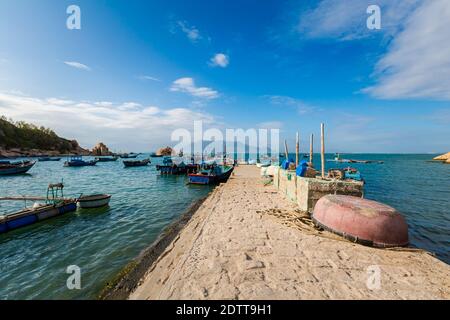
left=130, top=166, right=450, bottom=300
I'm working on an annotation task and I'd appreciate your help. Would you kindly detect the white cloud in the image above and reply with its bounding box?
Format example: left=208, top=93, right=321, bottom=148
left=94, top=101, right=114, bottom=107
left=267, top=95, right=316, bottom=115
left=0, top=91, right=217, bottom=151
left=177, top=21, right=201, bottom=42
left=297, top=1, right=450, bottom=100
left=210, top=53, right=229, bottom=68
left=46, top=98, right=75, bottom=106
left=170, top=77, right=219, bottom=100
left=138, top=75, right=161, bottom=82
left=118, top=102, right=142, bottom=110
left=364, top=0, right=450, bottom=100
left=64, top=61, right=91, bottom=71
left=297, top=0, right=420, bottom=40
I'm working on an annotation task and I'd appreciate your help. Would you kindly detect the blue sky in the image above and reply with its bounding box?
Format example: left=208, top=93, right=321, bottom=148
left=0, top=0, right=449, bottom=153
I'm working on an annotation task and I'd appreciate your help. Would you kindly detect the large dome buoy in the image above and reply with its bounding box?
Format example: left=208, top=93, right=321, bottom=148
left=313, top=195, right=409, bottom=248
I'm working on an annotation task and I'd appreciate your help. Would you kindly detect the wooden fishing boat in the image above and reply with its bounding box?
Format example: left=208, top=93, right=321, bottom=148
left=150, top=152, right=163, bottom=158
left=0, top=199, right=77, bottom=234
left=343, top=167, right=363, bottom=181
left=77, top=194, right=111, bottom=209
left=119, top=153, right=140, bottom=159
left=157, top=164, right=182, bottom=175
left=0, top=160, right=36, bottom=175
left=155, top=157, right=188, bottom=175
left=64, top=156, right=98, bottom=167
left=186, top=164, right=200, bottom=174
left=188, top=165, right=234, bottom=185
left=1, top=182, right=76, bottom=234
left=95, top=156, right=118, bottom=162
left=38, top=157, right=62, bottom=162
left=123, top=158, right=150, bottom=167
left=328, top=153, right=384, bottom=164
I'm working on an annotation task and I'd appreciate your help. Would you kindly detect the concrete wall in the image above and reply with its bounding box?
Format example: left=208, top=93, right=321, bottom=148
left=286, top=171, right=297, bottom=202
left=273, top=166, right=280, bottom=189
left=278, top=169, right=288, bottom=197
left=274, top=168, right=364, bottom=213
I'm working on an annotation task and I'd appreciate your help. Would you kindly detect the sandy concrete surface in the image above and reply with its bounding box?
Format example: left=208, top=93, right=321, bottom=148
left=130, top=166, right=450, bottom=300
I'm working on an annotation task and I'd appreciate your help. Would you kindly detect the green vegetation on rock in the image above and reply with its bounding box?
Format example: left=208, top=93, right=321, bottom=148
left=0, top=116, right=80, bottom=153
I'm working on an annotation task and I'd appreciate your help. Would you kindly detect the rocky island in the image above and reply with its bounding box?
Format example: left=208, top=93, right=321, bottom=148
left=156, top=146, right=174, bottom=157
left=92, top=142, right=113, bottom=156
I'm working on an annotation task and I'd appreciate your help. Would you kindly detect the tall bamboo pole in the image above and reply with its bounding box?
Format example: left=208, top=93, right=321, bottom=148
left=296, top=132, right=300, bottom=167
left=284, top=140, right=289, bottom=161
left=321, top=123, right=325, bottom=179
left=310, top=133, right=314, bottom=167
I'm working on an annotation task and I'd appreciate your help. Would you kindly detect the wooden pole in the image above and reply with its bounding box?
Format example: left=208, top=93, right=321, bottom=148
left=223, top=142, right=227, bottom=166
left=321, top=123, right=325, bottom=179
left=284, top=140, right=289, bottom=161
left=0, top=196, right=50, bottom=201
left=310, top=133, right=314, bottom=167
left=296, top=132, right=300, bottom=167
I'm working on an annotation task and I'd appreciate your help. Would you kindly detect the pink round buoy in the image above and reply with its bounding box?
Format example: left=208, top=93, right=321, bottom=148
left=313, top=195, right=409, bottom=248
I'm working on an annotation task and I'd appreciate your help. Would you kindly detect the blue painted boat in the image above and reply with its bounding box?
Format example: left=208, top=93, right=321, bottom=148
left=188, top=165, right=234, bottom=185
left=64, top=156, right=98, bottom=167
left=343, top=167, right=364, bottom=181
left=0, top=160, right=36, bottom=175
left=0, top=200, right=77, bottom=234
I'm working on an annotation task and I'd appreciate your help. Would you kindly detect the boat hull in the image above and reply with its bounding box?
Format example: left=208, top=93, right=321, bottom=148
left=39, top=158, right=61, bottom=162
left=312, top=195, right=409, bottom=248
left=123, top=159, right=150, bottom=167
left=64, top=160, right=98, bottom=167
left=0, top=201, right=77, bottom=234
left=188, top=174, right=214, bottom=185
left=96, top=157, right=118, bottom=162
left=0, top=161, right=36, bottom=175
left=78, top=195, right=111, bottom=209
left=188, top=166, right=234, bottom=185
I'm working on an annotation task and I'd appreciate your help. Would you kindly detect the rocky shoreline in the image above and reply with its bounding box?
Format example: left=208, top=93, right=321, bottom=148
left=433, top=152, right=450, bottom=164
left=0, top=147, right=90, bottom=159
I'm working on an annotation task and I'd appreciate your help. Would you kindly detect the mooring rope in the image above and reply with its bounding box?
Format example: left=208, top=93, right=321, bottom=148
left=262, top=208, right=435, bottom=256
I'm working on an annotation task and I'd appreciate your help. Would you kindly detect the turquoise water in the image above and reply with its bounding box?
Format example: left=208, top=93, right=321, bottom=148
left=0, top=154, right=448, bottom=299
left=309, top=154, right=449, bottom=264
left=0, top=156, right=212, bottom=299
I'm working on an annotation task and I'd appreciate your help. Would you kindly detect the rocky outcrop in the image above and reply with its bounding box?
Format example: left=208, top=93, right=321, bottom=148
left=433, top=152, right=450, bottom=163
left=0, top=117, right=89, bottom=157
left=92, top=142, right=112, bottom=156
left=156, top=146, right=174, bottom=157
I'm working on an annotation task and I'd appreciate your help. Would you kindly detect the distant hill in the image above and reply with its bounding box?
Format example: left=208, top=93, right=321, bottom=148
left=0, top=116, right=87, bottom=157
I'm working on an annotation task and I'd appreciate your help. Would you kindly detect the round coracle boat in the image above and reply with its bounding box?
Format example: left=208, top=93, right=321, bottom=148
left=312, top=195, right=409, bottom=248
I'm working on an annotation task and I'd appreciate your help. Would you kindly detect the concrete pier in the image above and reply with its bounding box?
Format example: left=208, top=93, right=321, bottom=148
left=130, top=166, right=449, bottom=300
left=274, top=168, right=364, bottom=212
